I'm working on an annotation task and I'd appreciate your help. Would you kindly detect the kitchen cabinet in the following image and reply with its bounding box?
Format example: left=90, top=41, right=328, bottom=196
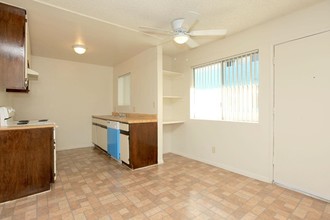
left=92, top=124, right=97, bottom=145
left=124, top=122, right=157, bottom=169
left=163, top=70, right=185, bottom=125
left=92, top=115, right=157, bottom=169
left=120, top=123, right=129, bottom=165
left=0, top=127, right=54, bottom=203
left=96, top=125, right=107, bottom=152
left=92, top=118, right=108, bottom=152
left=0, top=2, right=28, bottom=91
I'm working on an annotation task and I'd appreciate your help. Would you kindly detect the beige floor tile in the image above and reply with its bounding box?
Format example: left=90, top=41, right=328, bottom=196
left=0, top=147, right=328, bottom=220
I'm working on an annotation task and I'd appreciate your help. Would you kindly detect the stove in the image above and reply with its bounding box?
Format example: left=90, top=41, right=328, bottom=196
left=6, top=119, right=55, bottom=127
left=0, top=106, right=57, bottom=181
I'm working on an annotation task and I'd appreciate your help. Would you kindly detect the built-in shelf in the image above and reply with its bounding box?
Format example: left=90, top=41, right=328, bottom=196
left=163, top=70, right=183, bottom=77
left=162, top=69, right=184, bottom=126
left=163, top=95, right=183, bottom=99
left=163, top=121, right=185, bottom=125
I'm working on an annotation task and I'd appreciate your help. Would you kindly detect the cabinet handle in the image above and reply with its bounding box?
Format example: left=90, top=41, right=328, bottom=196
left=24, top=78, right=29, bottom=88
left=93, top=123, right=107, bottom=129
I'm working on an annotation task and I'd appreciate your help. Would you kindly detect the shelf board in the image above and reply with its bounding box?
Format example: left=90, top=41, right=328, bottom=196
left=163, top=121, right=184, bottom=125
left=163, top=96, right=183, bottom=99
left=163, top=70, right=182, bottom=77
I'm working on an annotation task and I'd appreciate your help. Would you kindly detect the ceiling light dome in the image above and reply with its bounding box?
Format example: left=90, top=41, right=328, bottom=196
left=174, top=33, right=189, bottom=44
left=73, top=44, right=86, bottom=55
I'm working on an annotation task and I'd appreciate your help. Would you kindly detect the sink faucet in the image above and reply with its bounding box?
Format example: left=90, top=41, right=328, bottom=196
left=119, top=113, right=126, bottom=118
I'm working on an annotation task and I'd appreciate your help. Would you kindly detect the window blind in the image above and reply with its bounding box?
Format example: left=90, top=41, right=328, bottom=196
left=192, top=51, right=259, bottom=122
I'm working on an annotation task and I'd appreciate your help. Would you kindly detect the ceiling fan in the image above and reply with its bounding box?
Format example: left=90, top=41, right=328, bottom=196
left=139, top=11, right=227, bottom=48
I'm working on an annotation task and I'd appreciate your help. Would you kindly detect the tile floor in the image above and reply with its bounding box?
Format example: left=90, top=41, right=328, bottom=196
left=0, top=147, right=329, bottom=220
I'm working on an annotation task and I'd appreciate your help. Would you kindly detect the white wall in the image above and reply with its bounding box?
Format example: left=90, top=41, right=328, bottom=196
left=170, top=0, right=330, bottom=182
left=113, top=47, right=158, bottom=114
left=0, top=88, right=12, bottom=107
left=11, top=56, right=113, bottom=150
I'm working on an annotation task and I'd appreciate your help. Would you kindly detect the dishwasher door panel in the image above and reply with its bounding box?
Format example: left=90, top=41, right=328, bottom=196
left=108, top=121, right=120, bottom=160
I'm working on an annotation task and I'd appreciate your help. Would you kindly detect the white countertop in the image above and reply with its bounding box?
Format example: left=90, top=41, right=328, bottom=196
left=0, top=120, right=56, bottom=130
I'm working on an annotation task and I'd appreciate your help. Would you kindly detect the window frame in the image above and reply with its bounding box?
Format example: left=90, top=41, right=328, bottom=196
left=191, top=50, right=259, bottom=123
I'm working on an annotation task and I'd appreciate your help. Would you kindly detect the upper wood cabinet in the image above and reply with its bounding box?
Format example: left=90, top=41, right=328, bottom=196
left=0, top=2, right=28, bottom=91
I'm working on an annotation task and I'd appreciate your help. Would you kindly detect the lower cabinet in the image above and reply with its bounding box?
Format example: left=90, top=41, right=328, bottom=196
left=92, top=119, right=108, bottom=152
left=0, top=127, right=54, bottom=203
left=120, top=132, right=129, bottom=165
left=96, top=125, right=107, bottom=152
left=92, top=117, right=157, bottom=170
left=92, top=124, right=97, bottom=145
left=123, top=122, right=158, bottom=169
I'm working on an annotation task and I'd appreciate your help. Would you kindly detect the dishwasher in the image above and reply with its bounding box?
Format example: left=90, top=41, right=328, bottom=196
left=107, top=121, right=120, bottom=160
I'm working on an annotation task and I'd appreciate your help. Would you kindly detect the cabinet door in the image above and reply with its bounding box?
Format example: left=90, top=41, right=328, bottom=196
left=92, top=124, right=97, bottom=145
left=120, top=133, right=129, bottom=164
left=96, top=126, right=107, bottom=152
left=0, top=3, right=26, bottom=89
left=129, top=123, right=157, bottom=169
left=0, top=128, right=53, bottom=203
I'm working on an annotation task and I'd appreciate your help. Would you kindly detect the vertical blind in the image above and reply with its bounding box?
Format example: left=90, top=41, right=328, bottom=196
left=192, top=51, right=259, bottom=122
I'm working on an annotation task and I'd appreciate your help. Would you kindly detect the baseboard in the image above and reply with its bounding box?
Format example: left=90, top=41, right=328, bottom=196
left=171, top=150, right=272, bottom=183
left=56, top=145, right=93, bottom=151
left=274, top=181, right=330, bottom=202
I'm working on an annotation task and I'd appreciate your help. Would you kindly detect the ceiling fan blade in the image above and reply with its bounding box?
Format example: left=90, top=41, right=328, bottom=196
left=186, top=38, right=199, bottom=48
left=189, top=29, right=227, bottom=36
left=182, top=11, right=200, bottom=31
left=139, top=26, right=172, bottom=35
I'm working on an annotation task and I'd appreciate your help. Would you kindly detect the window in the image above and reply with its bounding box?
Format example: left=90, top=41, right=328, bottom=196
left=118, top=73, right=131, bottom=106
left=191, top=51, right=259, bottom=122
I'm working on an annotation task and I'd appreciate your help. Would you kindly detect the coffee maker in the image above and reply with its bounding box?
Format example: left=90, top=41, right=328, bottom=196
left=0, top=106, right=15, bottom=126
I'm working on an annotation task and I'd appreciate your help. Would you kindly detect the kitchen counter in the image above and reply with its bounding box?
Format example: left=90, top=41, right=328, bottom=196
left=92, top=113, right=157, bottom=124
left=92, top=112, right=158, bottom=169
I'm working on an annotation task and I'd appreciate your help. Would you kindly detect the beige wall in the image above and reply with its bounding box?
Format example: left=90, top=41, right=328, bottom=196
left=0, top=87, right=12, bottom=106
left=169, top=1, right=330, bottom=182
left=11, top=56, right=113, bottom=150
left=113, top=47, right=158, bottom=114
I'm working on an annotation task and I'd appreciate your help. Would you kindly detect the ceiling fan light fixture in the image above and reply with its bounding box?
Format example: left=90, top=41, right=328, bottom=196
left=173, top=33, right=189, bottom=44
left=73, top=44, right=86, bottom=55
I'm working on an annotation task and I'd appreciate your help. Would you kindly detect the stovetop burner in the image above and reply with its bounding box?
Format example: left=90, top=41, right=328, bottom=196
left=17, top=120, right=29, bottom=125
left=16, top=119, right=48, bottom=125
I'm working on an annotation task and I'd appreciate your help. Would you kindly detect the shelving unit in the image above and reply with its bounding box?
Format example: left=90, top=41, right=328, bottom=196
left=163, top=70, right=182, bottom=77
left=163, top=96, right=183, bottom=99
left=162, top=121, right=184, bottom=125
left=163, top=70, right=184, bottom=125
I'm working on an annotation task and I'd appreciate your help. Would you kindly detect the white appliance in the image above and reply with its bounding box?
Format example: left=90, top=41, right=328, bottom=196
left=0, top=106, right=15, bottom=126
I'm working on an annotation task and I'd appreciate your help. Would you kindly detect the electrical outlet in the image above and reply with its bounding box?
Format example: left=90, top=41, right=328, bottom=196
left=212, top=146, right=215, bottom=154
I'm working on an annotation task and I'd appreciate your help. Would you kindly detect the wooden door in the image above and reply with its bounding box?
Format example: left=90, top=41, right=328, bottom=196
left=274, top=31, right=330, bottom=201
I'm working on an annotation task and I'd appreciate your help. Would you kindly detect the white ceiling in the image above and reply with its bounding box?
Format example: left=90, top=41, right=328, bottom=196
left=1, top=0, right=324, bottom=66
